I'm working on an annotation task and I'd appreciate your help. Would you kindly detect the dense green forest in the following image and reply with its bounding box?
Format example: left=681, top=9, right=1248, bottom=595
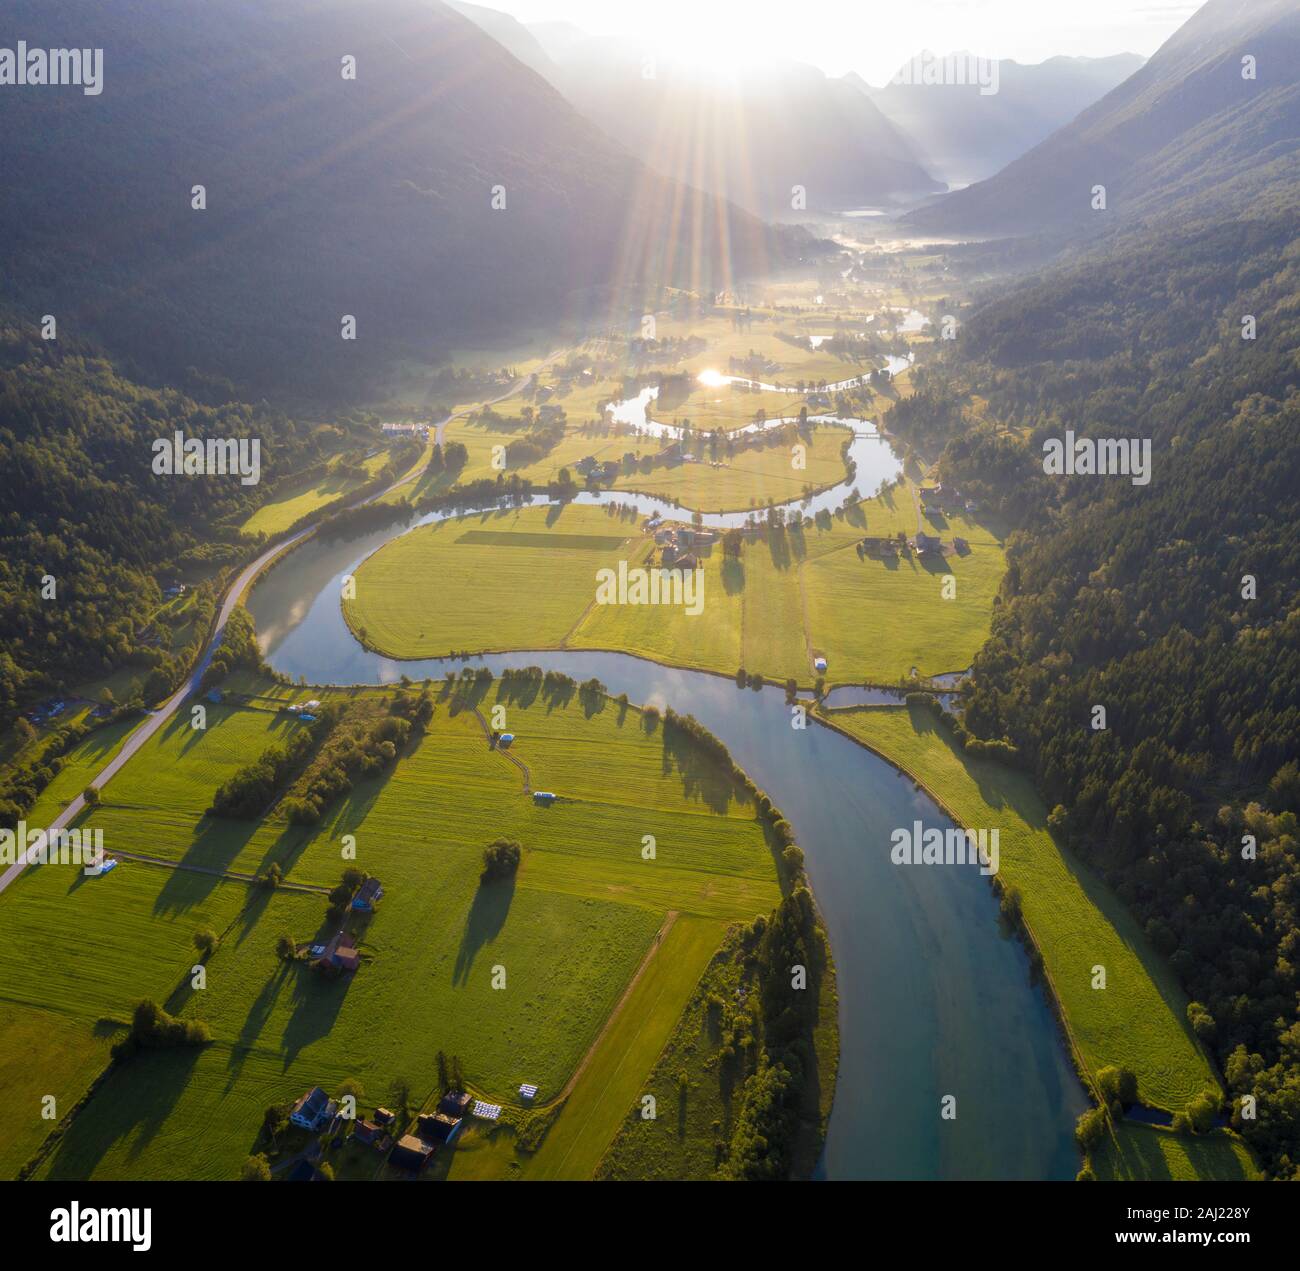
left=0, top=323, right=370, bottom=730
left=890, top=201, right=1300, bottom=1177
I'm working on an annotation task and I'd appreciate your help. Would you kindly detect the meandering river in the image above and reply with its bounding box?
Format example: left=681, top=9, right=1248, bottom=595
left=247, top=484, right=1087, bottom=1179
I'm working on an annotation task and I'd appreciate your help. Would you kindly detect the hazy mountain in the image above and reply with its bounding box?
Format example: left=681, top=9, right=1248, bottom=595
left=864, top=53, right=1145, bottom=187
left=904, top=0, right=1300, bottom=237
left=0, top=0, right=793, bottom=401
left=447, top=1, right=560, bottom=82
left=481, top=24, right=943, bottom=217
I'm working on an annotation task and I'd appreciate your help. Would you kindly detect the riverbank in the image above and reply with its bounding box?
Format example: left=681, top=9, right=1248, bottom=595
left=813, top=701, right=1259, bottom=1181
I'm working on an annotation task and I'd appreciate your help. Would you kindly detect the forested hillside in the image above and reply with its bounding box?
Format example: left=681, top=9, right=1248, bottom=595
left=865, top=53, right=1143, bottom=187
left=890, top=197, right=1300, bottom=1176
left=905, top=0, right=1300, bottom=236
left=1, top=0, right=796, bottom=401
left=0, top=323, right=358, bottom=725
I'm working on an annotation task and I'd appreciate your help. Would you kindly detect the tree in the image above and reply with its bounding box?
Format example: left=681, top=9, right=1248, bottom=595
left=193, top=928, right=217, bottom=958
left=240, top=1154, right=272, bottom=1181
left=275, top=932, right=296, bottom=960
left=262, top=1104, right=290, bottom=1145
left=1075, top=1106, right=1106, bottom=1151
left=1186, top=1088, right=1220, bottom=1135
left=1187, top=1001, right=1217, bottom=1043
left=1096, top=1065, right=1138, bottom=1109
left=83, top=784, right=100, bottom=807
left=481, top=838, right=522, bottom=883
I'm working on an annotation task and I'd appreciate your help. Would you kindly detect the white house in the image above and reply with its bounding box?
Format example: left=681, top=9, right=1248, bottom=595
left=290, top=1086, right=338, bottom=1131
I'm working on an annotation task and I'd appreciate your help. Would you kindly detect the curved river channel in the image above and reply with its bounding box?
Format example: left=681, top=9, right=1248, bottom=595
left=247, top=443, right=1088, bottom=1179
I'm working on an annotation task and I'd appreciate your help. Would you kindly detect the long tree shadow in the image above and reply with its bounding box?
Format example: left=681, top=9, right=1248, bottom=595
left=660, top=721, right=739, bottom=814
left=151, top=815, right=262, bottom=915
left=281, top=952, right=350, bottom=1069
left=766, top=530, right=793, bottom=570
left=42, top=1047, right=202, bottom=1180
left=495, top=677, right=543, bottom=710
left=224, top=959, right=295, bottom=1091
left=452, top=877, right=515, bottom=986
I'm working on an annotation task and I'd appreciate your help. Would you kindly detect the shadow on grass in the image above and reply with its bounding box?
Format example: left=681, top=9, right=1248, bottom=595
left=452, top=877, right=515, bottom=986
left=42, top=1047, right=201, bottom=1180
left=660, top=720, right=738, bottom=815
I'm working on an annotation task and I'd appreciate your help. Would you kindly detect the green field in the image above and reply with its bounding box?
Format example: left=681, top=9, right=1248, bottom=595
left=5, top=673, right=787, bottom=1180
left=821, top=703, right=1217, bottom=1111
left=345, top=492, right=1006, bottom=684
left=0, top=1003, right=115, bottom=1179
left=241, top=450, right=394, bottom=538
left=343, top=505, right=643, bottom=658
left=1095, top=1122, right=1261, bottom=1182
left=610, top=425, right=853, bottom=513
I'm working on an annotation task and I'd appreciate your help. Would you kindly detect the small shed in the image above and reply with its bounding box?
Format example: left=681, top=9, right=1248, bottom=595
left=813, top=657, right=828, bottom=672
left=533, top=791, right=556, bottom=804
left=389, top=1135, right=433, bottom=1172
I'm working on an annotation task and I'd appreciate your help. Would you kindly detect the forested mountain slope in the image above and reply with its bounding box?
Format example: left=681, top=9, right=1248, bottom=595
left=0, top=323, right=371, bottom=729
left=904, top=0, right=1300, bottom=236
left=0, top=0, right=791, bottom=401
left=865, top=53, right=1144, bottom=187
left=891, top=196, right=1300, bottom=1176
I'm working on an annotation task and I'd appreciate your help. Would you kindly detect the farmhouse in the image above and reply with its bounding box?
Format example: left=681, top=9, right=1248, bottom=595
left=290, top=1086, right=338, bottom=1132
left=351, top=877, right=384, bottom=911
left=920, top=484, right=966, bottom=515
left=859, top=536, right=896, bottom=557
left=315, top=930, right=361, bottom=974
left=912, top=532, right=942, bottom=555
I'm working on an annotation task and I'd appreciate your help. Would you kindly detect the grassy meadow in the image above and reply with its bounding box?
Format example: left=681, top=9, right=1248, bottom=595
left=4, top=672, right=786, bottom=1180
left=344, top=490, right=1005, bottom=684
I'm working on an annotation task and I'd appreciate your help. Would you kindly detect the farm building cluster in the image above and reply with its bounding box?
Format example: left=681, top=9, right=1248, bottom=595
left=652, top=523, right=718, bottom=570
left=385, top=1091, right=473, bottom=1173
left=285, top=1086, right=501, bottom=1177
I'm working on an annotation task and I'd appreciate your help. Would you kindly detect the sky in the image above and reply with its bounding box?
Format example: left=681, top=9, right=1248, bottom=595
left=484, top=0, right=1203, bottom=84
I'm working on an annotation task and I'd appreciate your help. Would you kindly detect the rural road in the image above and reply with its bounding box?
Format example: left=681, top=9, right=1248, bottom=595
left=0, top=364, right=548, bottom=897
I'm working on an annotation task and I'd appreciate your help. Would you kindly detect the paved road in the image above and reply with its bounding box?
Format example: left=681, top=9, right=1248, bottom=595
left=0, top=365, right=547, bottom=897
